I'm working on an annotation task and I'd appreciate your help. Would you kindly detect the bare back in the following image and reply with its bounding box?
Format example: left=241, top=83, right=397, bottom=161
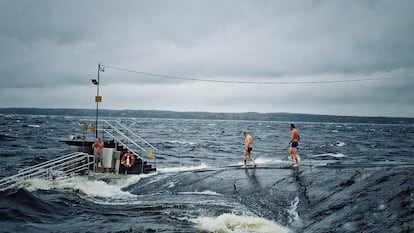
left=245, top=134, right=253, bottom=148
left=290, top=129, right=300, bottom=142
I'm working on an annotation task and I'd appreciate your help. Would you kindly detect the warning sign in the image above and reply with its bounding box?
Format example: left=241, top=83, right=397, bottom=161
left=95, top=96, right=102, bottom=102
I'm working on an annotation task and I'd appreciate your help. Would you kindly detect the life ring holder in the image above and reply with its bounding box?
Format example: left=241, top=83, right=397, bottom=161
left=121, top=152, right=136, bottom=168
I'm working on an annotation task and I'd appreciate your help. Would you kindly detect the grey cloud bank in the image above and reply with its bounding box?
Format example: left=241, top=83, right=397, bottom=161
left=0, top=0, right=413, bottom=117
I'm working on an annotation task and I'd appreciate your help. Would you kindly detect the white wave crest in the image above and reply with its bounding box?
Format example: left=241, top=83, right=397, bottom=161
left=18, top=172, right=156, bottom=202
left=17, top=178, right=52, bottom=191
left=234, top=157, right=286, bottom=167
left=192, top=213, right=291, bottom=233
left=287, top=197, right=301, bottom=227
left=254, top=157, right=273, bottom=164
left=157, top=163, right=209, bottom=173
left=177, top=190, right=222, bottom=196
left=20, top=176, right=136, bottom=199
left=61, top=177, right=136, bottom=199
left=313, top=153, right=347, bottom=158
left=335, top=141, right=346, bottom=147
left=113, top=172, right=156, bottom=189
left=167, top=140, right=196, bottom=145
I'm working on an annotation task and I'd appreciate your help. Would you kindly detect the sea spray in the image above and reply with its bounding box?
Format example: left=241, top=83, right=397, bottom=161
left=192, top=213, right=291, bottom=233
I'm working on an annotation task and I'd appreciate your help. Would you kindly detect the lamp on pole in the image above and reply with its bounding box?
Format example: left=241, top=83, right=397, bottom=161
left=91, top=63, right=104, bottom=138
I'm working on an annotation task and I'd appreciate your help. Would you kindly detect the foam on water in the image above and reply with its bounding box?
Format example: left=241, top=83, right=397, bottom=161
left=177, top=190, right=222, bottom=196
left=62, top=177, right=136, bottom=199
left=157, top=163, right=209, bottom=173
left=26, top=124, right=40, bottom=128
left=335, top=141, right=346, bottom=147
left=17, top=178, right=52, bottom=191
left=19, top=176, right=136, bottom=199
left=313, top=153, right=347, bottom=158
left=233, top=157, right=286, bottom=167
left=287, top=197, right=301, bottom=227
left=112, top=172, right=156, bottom=188
left=192, top=213, right=291, bottom=233
left=254, top=157, right=273, bottom=164
left=167, top=140, right=197, bottom=145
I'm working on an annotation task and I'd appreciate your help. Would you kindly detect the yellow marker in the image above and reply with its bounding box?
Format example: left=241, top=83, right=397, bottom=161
left=82, top=123, right=88, bottom=131
left=90, top=123, right=96, bottom=132
left=95, top=96, right=102, bottom=103
left=147, top=151, right=154, bottom=159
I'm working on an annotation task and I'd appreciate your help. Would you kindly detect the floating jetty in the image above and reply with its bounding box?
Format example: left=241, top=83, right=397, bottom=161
left=0, top=119, right=157, bottom=191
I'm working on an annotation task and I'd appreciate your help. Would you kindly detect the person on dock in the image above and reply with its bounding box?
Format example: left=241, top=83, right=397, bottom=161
left=49, top=170, right=58, bottom=185
left=243, top=131, right=256, bottom=168
left=92, top=137, right=104, bottom=172
left=288, top=124, right=301, bottom=167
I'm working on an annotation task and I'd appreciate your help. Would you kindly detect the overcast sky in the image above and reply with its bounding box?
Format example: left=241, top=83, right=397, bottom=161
left=0, top=0, right=413, bottom=117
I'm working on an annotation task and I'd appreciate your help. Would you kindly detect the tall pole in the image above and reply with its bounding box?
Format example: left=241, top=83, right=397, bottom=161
left=95, top=63, right=102, bottom=138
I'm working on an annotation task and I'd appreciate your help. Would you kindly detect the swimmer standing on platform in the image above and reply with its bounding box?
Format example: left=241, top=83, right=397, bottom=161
left=288, top=124, right=301, bottom=167
left=243, top=131, right=256, bottom=168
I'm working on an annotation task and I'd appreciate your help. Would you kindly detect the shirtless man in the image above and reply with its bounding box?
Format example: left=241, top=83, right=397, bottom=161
left=243, top=131, right=256, bottom=168
left=92, top=137, right=104, bottom=172
left=288, top=124, right=301, bottom=167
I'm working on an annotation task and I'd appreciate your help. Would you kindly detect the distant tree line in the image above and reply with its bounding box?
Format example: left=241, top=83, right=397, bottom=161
left=0, top=108, right=412, bottom=124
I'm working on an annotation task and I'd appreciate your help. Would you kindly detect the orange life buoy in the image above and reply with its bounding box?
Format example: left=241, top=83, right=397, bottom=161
left=121, top=153, right=136, bottom=168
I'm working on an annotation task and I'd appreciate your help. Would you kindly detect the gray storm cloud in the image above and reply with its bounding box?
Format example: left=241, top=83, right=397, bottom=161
left=0, top=0, right=413, bottom=117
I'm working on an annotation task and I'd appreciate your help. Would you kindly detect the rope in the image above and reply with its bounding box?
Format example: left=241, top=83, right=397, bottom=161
left=103, top=64, right=414, bottom=85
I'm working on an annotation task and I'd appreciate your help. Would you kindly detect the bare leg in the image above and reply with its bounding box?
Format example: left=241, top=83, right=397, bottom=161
left=289, top=147, right=293, bottom=164
left=294, top=150, right=300, bottom=166
left=249, top=153, right=256, bottom=166
left=242, top=151, right=248, bottom=167
left=290, top=148, right=299, bottom=166
left=289, top=147, right=296, bottom=166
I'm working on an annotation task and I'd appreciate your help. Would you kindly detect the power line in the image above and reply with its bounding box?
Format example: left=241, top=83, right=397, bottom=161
left=103, top=65, right=414, bottom=85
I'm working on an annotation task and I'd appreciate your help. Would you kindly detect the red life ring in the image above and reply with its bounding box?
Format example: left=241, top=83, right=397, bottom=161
left=121, top=153, right=136, bottom=168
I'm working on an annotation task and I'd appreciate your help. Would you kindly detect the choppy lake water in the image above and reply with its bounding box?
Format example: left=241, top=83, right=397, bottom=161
left=0, top=113, right=413, bottom=232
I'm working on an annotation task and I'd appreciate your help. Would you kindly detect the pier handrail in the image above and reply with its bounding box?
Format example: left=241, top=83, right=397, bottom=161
left=102, top=120, right=146, bottom=152
left=100, top=120, right=158, bottom=160
left=0, top=152, right=94, bottom=192
left=109, top=120, right=158, bottom=152
left=80, top=118, right=158, bottom=154
left=18, top=152, right=90, bottom=174
left=102, top=128, right=144, bottom=160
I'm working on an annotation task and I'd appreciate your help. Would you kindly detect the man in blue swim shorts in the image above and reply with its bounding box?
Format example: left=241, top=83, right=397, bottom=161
left=288, top=124, right=301, bottom=167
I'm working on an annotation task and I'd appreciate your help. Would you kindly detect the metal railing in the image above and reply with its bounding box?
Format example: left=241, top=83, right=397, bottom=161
left=0, top=152, right=94, bottom=192
left=0, top=120, right=158, bottom=192
left=101, top=120, right=158, bottom=160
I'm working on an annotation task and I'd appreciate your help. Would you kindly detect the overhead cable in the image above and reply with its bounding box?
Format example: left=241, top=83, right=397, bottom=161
left=103, top=65, right=413, bottom=85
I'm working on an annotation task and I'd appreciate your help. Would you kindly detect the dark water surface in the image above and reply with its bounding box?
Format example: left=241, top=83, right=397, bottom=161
left=0, top=113, right=413, bottom=232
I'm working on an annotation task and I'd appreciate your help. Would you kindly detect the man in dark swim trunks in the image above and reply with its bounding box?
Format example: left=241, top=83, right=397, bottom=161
left=288, top=124, right=301, bottom=167
left=243, top=131, right=256, bottom=168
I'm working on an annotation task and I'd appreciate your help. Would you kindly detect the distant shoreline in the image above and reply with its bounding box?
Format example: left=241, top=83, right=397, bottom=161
left=0, top=107, right=413, bottom=124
